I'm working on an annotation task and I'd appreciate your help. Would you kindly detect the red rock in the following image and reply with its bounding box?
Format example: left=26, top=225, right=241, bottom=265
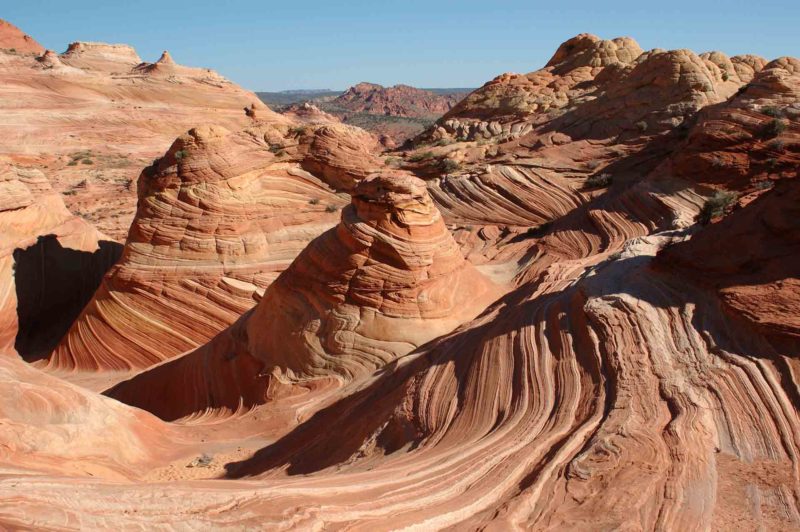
left=47, top=123, right=366, bottom=371
left=0, top=19, right=44, bottom=54
left=106, top=171, right=498, bottom=418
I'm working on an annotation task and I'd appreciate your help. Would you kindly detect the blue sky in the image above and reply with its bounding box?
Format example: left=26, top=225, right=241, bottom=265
left=5, top=1, right=799, bottom=91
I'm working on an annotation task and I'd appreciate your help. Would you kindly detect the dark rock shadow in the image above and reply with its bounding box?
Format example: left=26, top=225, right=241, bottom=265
left=13, top=234, right=122, bottom=361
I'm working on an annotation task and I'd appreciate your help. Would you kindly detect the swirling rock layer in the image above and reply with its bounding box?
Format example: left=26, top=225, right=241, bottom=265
left=48, top=124, right=361, bottom=371
left=2, top=32, right=799, bottom=531
left=106, top=172, right=497, bottom=418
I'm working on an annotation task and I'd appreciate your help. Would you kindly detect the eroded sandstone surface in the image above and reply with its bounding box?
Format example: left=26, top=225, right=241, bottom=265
left=1, top=26, right=799, bottom=531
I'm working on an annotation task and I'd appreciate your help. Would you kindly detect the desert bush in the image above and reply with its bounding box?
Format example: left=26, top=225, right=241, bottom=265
left=440, top=158, right=461, bottom=173
left=384, top=156, right=400, bottom=166
left=761, top=106, right=782, bottom=118
left=174, top=149, right=189, bottom=161
left=586, top=160, right=601, bottom=170
left=325, top=204, right=339, bottom=213
left=762, top=119, right=787, bottom=138
left=81, top=158, right=93, bottom=165
left=408, top=151, right=434, bottom=163
left=636, top=120, right=648, bottom=132
left=767, top=139, right=785, bottom=151
left=584, top=173, right=612, bottom=189
left=697, top=190, right=737, bottom=224
left=309, top=198, right=320, bottom=205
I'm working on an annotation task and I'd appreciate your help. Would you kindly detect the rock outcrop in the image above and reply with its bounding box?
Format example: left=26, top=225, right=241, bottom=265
left=659, top=177, right=800, bottom=339
left=0, top=19, right=44, bottom=54
left=106, top=172, right=497, bottom=418
left=48, top=124, right=350, bottom=371
left=3, top=30, right=800, bottom=532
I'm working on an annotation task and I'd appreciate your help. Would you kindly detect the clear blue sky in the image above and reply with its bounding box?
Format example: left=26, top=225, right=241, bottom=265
left=5, top=0, right=799, bottom=91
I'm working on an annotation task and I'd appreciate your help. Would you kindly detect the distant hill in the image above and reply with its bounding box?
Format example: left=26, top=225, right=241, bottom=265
left=257, top=84, right=475, bottom=144
left=256, top=89, right=341, bottom=107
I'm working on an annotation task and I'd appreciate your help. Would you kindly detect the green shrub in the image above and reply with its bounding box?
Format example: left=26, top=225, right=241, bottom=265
left=325, top=204, right=339, bottom=213
left=762, top=119, right=787, bottom=138
left=384, top=156, right=400, bottom=167
left=697, top=190, right=737, bottom=224
left=721, top=72, right=729, bottom=81
left=767, top=139, right=785, bottom=151
left=408, top=151, right=434, bottom=163
left=309, top=198, right=320, bottom=205
left=761, top=106, right=781, bottom=118
left=440, top=158, right=461, bottom=173
left=636, top=120, right=648, bottom=132
left=174, top=149, right=189, bottom=161
left=67, top=160, right=78, bottom=166
left=584, top=173, right=612, bottom=189
left=81, top=158, right=93, bottom=165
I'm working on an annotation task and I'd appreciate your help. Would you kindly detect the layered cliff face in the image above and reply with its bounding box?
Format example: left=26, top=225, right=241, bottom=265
left=271, top=83, right=470, bottom=145
left=0, top=161, right=121, bottom=360
left=106, top=172, right=497, bottom=419
left=48, top=123, right=374, bottom=371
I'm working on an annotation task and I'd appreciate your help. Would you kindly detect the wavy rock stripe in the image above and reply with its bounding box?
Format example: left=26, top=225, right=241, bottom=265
left=1, top=32, right=799, bottom=531
left=48, top=125, right=347, bottom=371
left=106, top=172, right=499, bottom=419
left=3, top=230, right=798, bottom=530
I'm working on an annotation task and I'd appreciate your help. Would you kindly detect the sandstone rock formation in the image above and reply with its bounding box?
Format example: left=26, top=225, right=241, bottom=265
left=659, top=177, right=800, bottom=340
left=106, top=171, right=497, bottom=418
left=48, top=123, right=363, bottom=371
left=2, top=29, right=800, bottom=531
